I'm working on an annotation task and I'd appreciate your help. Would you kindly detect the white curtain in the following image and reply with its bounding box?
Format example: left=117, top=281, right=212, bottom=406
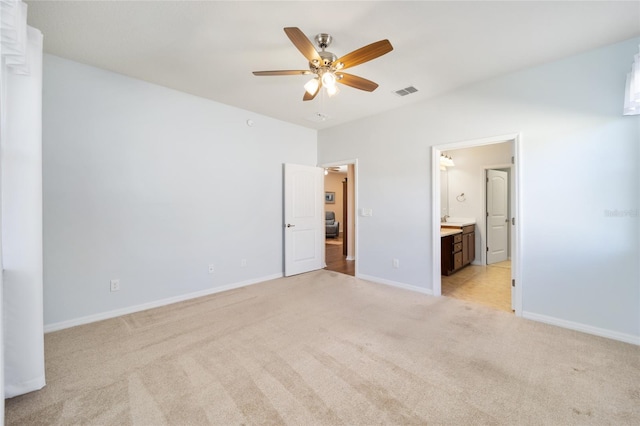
left=624, top=46, right=640, bottom=115
left=1, top=0, right=46, bottom=402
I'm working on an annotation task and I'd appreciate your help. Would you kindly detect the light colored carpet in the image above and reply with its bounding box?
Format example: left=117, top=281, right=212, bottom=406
left=6, top=270, right=640, bottom=425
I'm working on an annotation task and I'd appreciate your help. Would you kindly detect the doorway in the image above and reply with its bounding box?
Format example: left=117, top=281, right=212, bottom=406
left=322, top=161, right=357, bottom=276
left=432, top=134, right=521, bottom=315
left=485, top=166, right=513, bottom=310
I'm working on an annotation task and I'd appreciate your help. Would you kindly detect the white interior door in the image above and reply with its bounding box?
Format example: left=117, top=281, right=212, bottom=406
left=284, top=164, right=324, bottom=276
left=486, top=169, right=509, bottom=265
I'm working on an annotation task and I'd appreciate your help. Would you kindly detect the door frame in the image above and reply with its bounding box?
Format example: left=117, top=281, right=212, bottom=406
left=320, top=159, right=358, bottom=277
left=432, top=133, right=523, bottom=316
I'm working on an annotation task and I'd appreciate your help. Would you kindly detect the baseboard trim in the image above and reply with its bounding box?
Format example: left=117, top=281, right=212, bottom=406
left=357, top=274, right=433, bottom=296
left=522, top=311, right=640, bottom=346
left=44, top=273, right=284, bottom=333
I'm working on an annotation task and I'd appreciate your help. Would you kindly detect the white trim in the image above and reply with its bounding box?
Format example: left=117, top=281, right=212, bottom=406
left=431, top=146, right=442, bottom=296
left=432, top=133, right=522, bottom=316
left=512, top=136, right=523, bottom=315
left=437, top=133, right=519, bottom=151
left=358, top=274, right=433, bottom=296
left=44, top=273, right=283, bottom=333
left=523, top=311, right=640, bottom=346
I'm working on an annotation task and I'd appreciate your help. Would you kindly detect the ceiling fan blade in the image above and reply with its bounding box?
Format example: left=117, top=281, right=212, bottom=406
left=334, top=39, right=393, bottom=70
left=303, top=83, right=321, bottom=101
left=253, top=70, right=312, bottom=76
left=284, top=27, right=321, bottom=63
left=337, top=73, right=379, bottom=92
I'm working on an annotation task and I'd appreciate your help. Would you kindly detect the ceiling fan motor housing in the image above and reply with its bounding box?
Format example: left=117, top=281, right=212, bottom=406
left=310, top=50, right=337, bottom=70
left=309, top=33, right=338, bottom=70
left=314, top=33, right=332, bottom=49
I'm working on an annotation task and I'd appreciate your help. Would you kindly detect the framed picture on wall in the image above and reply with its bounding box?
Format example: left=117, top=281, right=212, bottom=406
left=325, top=192, right=335, bottom=204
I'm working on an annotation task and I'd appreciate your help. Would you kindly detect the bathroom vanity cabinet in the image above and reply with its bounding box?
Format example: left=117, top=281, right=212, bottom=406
left=441, top=224, right=475, bottom=275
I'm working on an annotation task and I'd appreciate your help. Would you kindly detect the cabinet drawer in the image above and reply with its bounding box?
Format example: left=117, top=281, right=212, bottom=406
left=453, top=242, right=462, bottom=253
left=453, top=252, right=463, bottom=269
left=462, top=225, right=475, bottom=234
left=453, top=234, right=462, bottom=243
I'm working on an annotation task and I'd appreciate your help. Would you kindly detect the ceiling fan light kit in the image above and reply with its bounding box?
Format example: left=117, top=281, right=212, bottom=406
left=304, top=78, right=319, bottom=95
left=253, top=27, right=393, bottom=101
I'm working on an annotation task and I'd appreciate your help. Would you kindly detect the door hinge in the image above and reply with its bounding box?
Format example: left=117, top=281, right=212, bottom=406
left=512, top=279, right=515, bottom=287
left=486, top=211, right=489, bottom=217
left=511, top=156, right=515, bottom=164
left=486, top=247, right=489, bottom=252
left=512, top=217, right=515, bottom=225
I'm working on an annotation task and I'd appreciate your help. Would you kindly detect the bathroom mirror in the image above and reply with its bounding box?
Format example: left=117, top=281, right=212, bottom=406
left=440, top=169, right=448, bottom=219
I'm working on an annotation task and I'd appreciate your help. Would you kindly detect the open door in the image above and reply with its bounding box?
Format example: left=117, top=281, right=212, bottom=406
left=284, top=164, right=324, bottom=276
left=486, top=169, right=509, bottom=265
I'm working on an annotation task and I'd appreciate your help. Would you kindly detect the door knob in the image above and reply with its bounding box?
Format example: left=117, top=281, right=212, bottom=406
left=286, top=224, right=295, bottom=228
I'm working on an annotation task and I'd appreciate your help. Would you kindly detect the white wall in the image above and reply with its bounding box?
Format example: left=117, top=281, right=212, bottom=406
left=318, top=38, right=640, bottom=343
left=43, top=55, right=317, bottom=328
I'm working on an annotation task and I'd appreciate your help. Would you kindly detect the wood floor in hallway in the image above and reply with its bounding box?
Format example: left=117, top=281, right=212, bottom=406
left=324, top=234, right=355, bottom=276
left=442, top=260, right=512, bottom=312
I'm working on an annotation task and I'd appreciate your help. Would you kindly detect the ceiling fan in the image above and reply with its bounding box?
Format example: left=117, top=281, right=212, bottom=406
left=253, top=27, right=393, bottom=101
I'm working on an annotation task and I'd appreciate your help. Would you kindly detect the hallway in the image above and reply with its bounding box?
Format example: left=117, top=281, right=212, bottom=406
left=324, top=235, right=355, bottom=276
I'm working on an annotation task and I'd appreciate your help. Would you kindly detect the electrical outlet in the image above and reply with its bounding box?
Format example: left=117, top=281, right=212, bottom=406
left=241, top=259, right=247, bottom=267
left=208, top=264, right=215, bottom=274
left=392, top=258, right=400, bottom=269
left=110, top=279, right=120, bottom=292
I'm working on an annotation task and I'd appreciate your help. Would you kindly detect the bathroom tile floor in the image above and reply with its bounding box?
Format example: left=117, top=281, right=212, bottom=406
left=441, top=260, right=512, bottom=312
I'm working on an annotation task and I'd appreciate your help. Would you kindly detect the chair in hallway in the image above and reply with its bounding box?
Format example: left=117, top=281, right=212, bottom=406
left=325, top=211, right=340, bottom=238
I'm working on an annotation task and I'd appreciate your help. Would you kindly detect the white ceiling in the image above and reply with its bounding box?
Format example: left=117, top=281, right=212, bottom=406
left=25, top=1, right=640, bottom=130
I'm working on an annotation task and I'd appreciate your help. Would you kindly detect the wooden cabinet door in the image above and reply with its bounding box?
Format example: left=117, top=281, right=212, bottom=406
left=441, top=235, right=453, bottom=275
left=462, top=234, right=470, bottom=265
left=461, top=229, right=476, bottom=266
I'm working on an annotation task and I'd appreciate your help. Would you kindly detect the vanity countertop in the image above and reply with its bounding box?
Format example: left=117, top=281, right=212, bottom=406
left=440, top=228, right=463, bottom=238
left=440, top=217, right=476, bottom=228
